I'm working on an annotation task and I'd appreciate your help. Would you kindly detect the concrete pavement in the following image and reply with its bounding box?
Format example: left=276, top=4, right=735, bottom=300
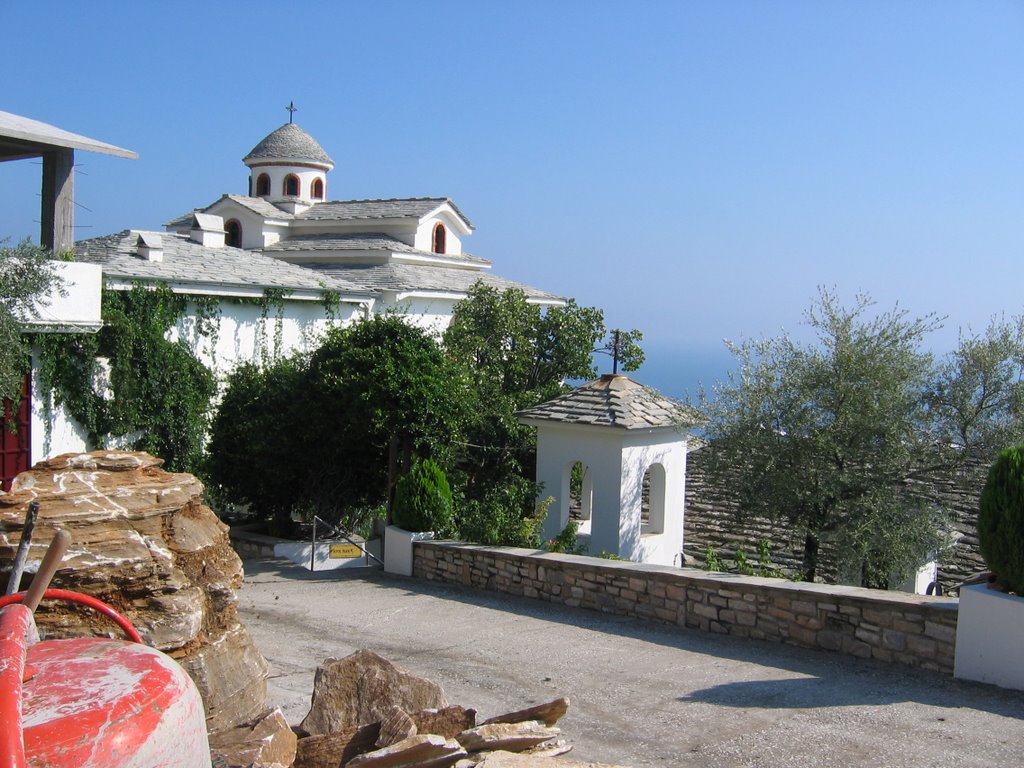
left=237, top=557, right=1024, bottom=768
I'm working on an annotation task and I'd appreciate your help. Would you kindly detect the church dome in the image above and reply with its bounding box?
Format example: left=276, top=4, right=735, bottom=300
left=243, top=123, right=334, bottom=169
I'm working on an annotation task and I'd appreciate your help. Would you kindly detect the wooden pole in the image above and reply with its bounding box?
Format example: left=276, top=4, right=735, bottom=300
left=40, top=148, right=74, bottom=253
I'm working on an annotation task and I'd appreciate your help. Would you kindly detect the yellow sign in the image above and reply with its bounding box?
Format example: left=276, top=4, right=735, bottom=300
left=329, top=544, right=363, bottom=559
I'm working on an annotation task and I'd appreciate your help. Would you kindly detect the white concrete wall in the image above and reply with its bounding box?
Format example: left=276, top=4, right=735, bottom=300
left=24, top=262, right=102, bottom=330
left=955, top=584, right=1024, bottom=691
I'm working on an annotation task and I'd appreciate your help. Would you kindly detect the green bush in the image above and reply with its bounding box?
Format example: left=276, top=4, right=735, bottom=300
left=978, top=446, right=1024, bottom=594
left=392, top=458, right=454, bottom=534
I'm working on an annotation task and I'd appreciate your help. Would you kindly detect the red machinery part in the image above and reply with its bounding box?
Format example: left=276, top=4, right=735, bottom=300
left=0, top=589, right=142, bottom=644
left=0, top=604, right=33, bottom=768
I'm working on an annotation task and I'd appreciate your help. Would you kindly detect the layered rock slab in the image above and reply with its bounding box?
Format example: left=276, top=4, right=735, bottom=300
left=0, top=451, right=269, bottom=734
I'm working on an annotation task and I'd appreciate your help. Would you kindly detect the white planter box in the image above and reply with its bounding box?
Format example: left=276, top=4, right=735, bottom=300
left=384, top=525, right=433, bottom=577
left=954, top=583, right=1024, bottom=691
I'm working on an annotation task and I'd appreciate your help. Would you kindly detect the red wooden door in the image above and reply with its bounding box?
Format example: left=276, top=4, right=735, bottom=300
left=1, top=374, right=31, bottom=491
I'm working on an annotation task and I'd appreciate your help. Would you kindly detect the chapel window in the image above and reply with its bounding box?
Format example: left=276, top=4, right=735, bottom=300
left=311, top=178, right=324, bottom=200
left=283, top=174, right=300, bottom=197
left=432, top=223, right=446, bottom=254
left=225, top=219, right=242, bottom=248
left=256, top=173, right=270, bottom=196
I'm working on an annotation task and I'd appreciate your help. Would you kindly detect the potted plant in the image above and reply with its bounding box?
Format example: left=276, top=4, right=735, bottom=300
left=954, top=445, right=1024, bottom=690
left=383, top=458, right=454, bottom=576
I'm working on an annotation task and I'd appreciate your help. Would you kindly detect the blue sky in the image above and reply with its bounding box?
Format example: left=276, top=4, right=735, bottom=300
left=2, top=1, right=1021, bottom=398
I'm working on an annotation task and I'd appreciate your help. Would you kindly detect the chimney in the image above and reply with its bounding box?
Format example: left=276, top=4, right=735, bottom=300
left=190, top=213, right=226, bottom=247
left=135, top=231, right=164, bottom=262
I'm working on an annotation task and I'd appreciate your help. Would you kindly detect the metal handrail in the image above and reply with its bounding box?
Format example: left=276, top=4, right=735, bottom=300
left=310, top=515, right=383, bottom=571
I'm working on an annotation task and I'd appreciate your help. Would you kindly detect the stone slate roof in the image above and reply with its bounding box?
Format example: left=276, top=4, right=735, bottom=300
left=213, top=194, right=294, bottom=220
left=295, top=197, right=473, bottom=229
left=73, top=230, right=371, bottom=295
left=302, top=262, right=563, bottom=303
left=517, top=374, right=697, bottom=430
left=262, top=232, right=490, bottom=265
left=243, top=122, right=333, bottom=166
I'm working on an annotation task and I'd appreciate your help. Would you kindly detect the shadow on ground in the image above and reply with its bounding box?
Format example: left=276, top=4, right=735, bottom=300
left=241, top=556, right=1024, bottom=722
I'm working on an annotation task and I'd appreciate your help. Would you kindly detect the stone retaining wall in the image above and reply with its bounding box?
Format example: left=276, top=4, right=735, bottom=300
left=415, top=541, right=959, bottom=675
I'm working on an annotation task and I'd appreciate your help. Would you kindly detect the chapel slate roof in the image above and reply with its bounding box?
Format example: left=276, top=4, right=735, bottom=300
left=73, top=230, right=371, bottom=295
left=261, top=232, right=490, bottom=265
left=243, top=122, right=333, bottom=166
left=295, top=197, right=473, bottom=229
left=516, top=374, right=697, bottom=430
left=302, top=262, right=564, bottom=303
left=212, top=194, right=295, bottom=220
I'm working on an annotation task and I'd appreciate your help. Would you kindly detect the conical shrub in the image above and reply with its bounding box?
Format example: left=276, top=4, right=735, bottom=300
left=978, top=445, right=1024, bottom=594
left=392, top=458, right=453, bottom=535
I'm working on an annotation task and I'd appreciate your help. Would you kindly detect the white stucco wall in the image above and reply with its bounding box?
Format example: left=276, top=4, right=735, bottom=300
left=376, top=295, right=460, bottom=338
left=248, top=166, right=327, bottom=205
left=413, top=214, right=465, bottom=255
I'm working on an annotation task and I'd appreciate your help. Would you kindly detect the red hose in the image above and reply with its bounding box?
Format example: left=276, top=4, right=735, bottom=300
left=0, top=589, right=143, bottom=644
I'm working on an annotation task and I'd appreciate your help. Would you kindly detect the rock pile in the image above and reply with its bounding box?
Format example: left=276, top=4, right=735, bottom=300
left=0, top=451, right=270, bottom=735
left=264, top=649, right=626, bottom=768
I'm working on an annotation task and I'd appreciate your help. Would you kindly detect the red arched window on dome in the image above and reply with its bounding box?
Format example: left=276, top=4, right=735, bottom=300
left=225, top=219, right=242, bottom=248
left=283, top=174, right=300, bottom=197
left=256, top=173, right=270, bottom=196
left=432, top=223, right=446, bottom=254
left=311, top=178, right=324, bottom=200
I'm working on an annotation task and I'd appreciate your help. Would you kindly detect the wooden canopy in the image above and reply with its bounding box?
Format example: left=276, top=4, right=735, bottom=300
left=0, top=111, right=136, bottom=252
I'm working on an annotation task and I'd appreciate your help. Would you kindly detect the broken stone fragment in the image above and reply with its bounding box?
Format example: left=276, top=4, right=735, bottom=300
left=457, top=721, right=561, bottom=753
left=344, top=734, right=466, bottom=768
left=294, top=723, right=380, bottom=768
left=376, top=706, right=418, bottom=748
left=411, top=706, right=477, bottom=739
left=471, top=753, right=631, bottom=768
left=482, top=697, right=570, bottom=727
left=300, top=649, right=447, bottom=736
left=208, top=707, right=297, bottom=768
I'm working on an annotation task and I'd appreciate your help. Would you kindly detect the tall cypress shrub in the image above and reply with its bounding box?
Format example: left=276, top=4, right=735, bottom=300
left=978, top=445, right=1024, bottom=594
left=392, top=458, right=453, bottom=535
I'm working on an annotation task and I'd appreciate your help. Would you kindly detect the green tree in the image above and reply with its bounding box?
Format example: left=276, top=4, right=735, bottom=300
left=927, top=317, right=1024, bottom=462
left=0, top=240, right=65, bottom=412
left=699, top=289, right=947, bottom=587
left=209, top=315, right=470, bottom=532
left=205, top=355, right=308, bottom=531
left=443, top=282, right=640, bottom=542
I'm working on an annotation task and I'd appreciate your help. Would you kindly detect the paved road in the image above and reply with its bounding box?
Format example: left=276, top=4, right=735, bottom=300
left=237, top=557, right=1024, bottom=768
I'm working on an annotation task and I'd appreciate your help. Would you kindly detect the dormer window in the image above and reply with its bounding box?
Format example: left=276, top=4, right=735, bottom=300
left=283, top=174, right=300, bottom=197
left=225, top=219, right=242, bottom=248
left=311, top=178, right=324, bottom=200
left=256, top=173, right=270, bottom=196
left=432, top=223, right=447, bottom=254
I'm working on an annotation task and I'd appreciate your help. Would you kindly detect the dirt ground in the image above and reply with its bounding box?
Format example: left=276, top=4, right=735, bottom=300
left=238, top=557, right=1024, bottom=768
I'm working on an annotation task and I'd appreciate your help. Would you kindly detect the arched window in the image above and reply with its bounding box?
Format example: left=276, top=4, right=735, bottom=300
left=311, top=177, right=324, bottom=200
left=225, top=219, right=242, bottom=248
left=641, top=464, right=667, bottom=535
left=432, top=223, right=446, bottom=254
left=256, top=173, right=270, bottom=196
left=569, top=460, right=593, bottom=534
left=283, top=174, right=300, bottom=197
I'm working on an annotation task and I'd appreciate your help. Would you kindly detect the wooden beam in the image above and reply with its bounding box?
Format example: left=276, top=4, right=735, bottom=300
left=40, top=148, right=74, bottom=253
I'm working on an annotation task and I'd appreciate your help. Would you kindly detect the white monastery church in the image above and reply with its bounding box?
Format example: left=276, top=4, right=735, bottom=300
left=16, top=115, right=562, bottom=471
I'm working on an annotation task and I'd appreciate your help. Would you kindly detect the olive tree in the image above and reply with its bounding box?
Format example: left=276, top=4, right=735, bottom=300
left=699, top=289, right=948, bottom=587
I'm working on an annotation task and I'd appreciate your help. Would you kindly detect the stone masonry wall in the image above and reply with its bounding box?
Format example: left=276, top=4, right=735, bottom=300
left=414, top=541, right=959, bottom=675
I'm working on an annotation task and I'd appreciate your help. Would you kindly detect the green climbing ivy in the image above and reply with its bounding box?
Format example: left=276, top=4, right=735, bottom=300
left=36, top=283, right=216, bottom=473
